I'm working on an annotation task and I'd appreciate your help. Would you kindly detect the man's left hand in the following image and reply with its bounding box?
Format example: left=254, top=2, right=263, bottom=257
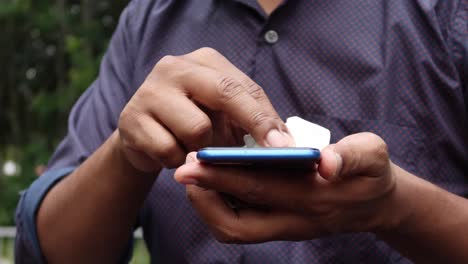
left=174, top=132, right=407, bottom=243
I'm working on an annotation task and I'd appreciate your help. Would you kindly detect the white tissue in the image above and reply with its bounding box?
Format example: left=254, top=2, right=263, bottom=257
left=243, top=116, right=330, bottom=150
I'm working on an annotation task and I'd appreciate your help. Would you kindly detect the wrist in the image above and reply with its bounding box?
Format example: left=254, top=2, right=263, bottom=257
left=374, top=164, right=440, bottom=238
left=372, top=164, right=416, bottom=234
left=108, top=130, right=161, bottom=180
left=110, top=130, right=160, bottom=180
left=373, top=164, right=468, bottom=263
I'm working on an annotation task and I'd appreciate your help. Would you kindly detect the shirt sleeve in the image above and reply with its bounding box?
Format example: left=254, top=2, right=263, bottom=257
left=449, top=1, right=467, bottom=103
left=14, top=1, right=140, bottom=263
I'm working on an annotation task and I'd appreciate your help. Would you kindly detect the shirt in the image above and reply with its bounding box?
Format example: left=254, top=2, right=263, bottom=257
left=15, top=0, right=468, bottom=263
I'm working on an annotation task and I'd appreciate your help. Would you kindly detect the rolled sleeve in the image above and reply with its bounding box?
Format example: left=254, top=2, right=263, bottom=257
left=15, top=167, right=75, bottom=263
left=14, top=167, right=135, bottom=264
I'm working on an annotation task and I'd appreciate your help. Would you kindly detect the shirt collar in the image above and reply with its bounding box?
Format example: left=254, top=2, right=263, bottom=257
left=231, top=0, right=288, bottom=18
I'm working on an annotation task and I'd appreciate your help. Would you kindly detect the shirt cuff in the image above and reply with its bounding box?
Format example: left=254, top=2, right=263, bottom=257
left=16, top=166, right=137, bottom=263
left=17, top=166, right=75, bottom=262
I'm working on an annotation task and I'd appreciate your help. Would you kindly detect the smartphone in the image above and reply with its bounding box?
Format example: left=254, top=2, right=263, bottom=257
left=197, top=147, right=320, bottom=168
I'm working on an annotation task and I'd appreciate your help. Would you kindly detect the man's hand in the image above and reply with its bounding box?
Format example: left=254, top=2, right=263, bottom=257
left=174, top=132, right=404, bottom=243
left=117, top=47, right=292, bottom=173
left=37, top=48, right=293, bottom=263
left=175, top=132, right=468, bottom=263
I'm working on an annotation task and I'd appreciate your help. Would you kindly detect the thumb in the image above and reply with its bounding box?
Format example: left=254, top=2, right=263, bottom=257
left=319, top=132, right=390, bottom=181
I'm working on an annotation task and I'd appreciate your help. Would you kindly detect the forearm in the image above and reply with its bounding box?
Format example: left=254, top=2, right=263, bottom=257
left=379, top=165, right=468, bottom=263
left=37, top=131, right=158, bottom=263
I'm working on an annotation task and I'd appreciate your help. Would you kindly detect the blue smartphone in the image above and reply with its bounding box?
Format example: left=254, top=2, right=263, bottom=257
left=197, top=147, right=320, bottom=168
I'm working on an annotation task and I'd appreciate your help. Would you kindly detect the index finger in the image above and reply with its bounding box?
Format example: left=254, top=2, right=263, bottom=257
left=171, top=52, right=292, bottom=147
left=182, top=48, right=277, bottom=117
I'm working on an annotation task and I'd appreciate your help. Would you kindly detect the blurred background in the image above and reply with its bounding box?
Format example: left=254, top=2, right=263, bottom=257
left=0, top=0, right=148, bottom=262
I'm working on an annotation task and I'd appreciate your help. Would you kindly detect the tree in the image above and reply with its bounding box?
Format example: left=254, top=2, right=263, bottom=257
left=0, top=0, right=128, bottom=225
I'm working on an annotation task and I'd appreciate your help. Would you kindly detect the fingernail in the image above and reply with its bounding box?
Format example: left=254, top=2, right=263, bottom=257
left=186, top=153, right=195, bottom=164
left=265, top=129, right=291, bottom=147
left=332, top=152, right=343, bottom=179
left=179, top=177, right=199, bottom=185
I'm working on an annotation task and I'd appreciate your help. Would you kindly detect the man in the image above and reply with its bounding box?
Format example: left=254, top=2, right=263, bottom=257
left=15, top=0, right=468, bottom=263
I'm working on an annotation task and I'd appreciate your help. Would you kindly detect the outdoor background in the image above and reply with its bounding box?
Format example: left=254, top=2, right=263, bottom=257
left=0, top=0, right=149, bottom=262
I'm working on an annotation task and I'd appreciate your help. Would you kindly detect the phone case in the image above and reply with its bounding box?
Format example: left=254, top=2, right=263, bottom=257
left=197, top=147, right=320, bottom=168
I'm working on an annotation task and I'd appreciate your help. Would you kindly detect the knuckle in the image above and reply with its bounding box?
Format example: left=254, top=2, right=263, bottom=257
left=155, top=55, right=182, bottom=73
left=373, top=135, right=389, bottom=160
left=248, top=111, right=273, bottom=130
left=374, top=140, right=390, bottom=171
left=118, top=108, right=144, bottom=147
left=363, top=132, right=390, bottom=168
left=197, top=47, right=222, bottom=58
left=158, top=55, right=180, bottom=67
left=154, top=141, right=182, bottom=166
left=133, top=84, right=160, bottom=108
left=158, top=140, right=178, bottom=156
left=118, top=108, right=133, bottom=130
left=216, top=76, right=244, bottom=103
left=212, top=224, right=243, bottom=244
left=181, top=116, right=212, bottom=142
left=156, top=141, right=179, bottom=158
left=154, top=55, right=194, bottom=83
left=243, top=79, right=265, bottom=100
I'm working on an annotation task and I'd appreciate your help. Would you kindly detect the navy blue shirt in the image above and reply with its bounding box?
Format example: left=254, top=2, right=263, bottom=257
left=16, top=0, right=468, bottom=263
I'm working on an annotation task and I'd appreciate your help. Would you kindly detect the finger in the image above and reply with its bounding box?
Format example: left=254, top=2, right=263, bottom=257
left=318, top=132, right=391, bottom=181
left=184, top=48, right=293, bottom=146
left=316, top=145, right=342, bottom=181
left=119, top=107, right=186, bottom=169
left=185, top=67, right=290, bottom=147
left=182, top=48, right=278, bottom=117
left=177, top=154, right=388, bottom=210
left=155, top=55, right=292, bottom=147
left=185, top=152, right=197, bottom=163
left=186, top=185, right=321, bottom=243
left=143, top=84, right=213, bottom=151
left=209, top=111, right=246, bottom=147
left=175, top=159, right=319, bottom=209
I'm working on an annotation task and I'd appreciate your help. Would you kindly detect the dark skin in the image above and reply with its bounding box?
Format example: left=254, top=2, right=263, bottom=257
left=175, top=134, right=468, bottom=263
left=257, top=0, right=283, bottom=14
left=37, top=47, right=292, bottom=263
left=36, top=1, right=468, bottom=263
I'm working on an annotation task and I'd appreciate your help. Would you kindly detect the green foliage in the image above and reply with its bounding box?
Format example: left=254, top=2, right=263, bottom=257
left=0, top=0, right=128, bottom=225
left=1, top=237, right=150, bottom=263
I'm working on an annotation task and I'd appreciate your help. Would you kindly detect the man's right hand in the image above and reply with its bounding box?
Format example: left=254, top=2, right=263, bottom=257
left=37, top=48, right=292, bottom=263
left=117, top=47, right=292, bottom=173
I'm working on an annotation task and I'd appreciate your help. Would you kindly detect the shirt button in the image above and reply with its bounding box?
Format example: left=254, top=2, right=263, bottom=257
left=264, top=30, right=279, bottom=44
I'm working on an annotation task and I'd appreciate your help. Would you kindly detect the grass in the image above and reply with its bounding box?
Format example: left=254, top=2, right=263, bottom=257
left=130, top=239, right=151, bottom=263
left=0, top=238, right=151, bottom=263
left=0, top=238, right=14, bottom=264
